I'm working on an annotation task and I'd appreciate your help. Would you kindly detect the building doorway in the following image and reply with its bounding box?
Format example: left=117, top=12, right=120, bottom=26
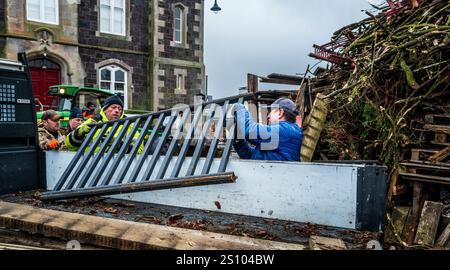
left=29, top=58, right=61, bottom=111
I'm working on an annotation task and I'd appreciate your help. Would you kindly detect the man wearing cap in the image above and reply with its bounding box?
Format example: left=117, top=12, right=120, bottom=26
left=65, top=107, right=84, bottom=135
left=38, top=110, right=65, bottom=150
left=233, top=98, right=302, bottom=161
left=66, top=95, right=144, bottom=154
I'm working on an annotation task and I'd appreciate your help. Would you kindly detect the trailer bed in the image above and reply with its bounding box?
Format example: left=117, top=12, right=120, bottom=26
left=0, top=191, right=380, bottom=250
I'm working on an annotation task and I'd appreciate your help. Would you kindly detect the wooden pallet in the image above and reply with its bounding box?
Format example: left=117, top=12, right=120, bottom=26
left=425, top=114, right=450, bottom=126
left=423, top=124, right=450, bottom=146
left=411, top=148, right=450, bottom=163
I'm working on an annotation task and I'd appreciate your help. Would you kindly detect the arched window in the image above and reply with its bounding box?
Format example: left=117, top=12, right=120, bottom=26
left=174, top=6, right=184, bottom=44
left=29, top=58, right=60, bottom=69
left=99, top=65, right=128, bottom=109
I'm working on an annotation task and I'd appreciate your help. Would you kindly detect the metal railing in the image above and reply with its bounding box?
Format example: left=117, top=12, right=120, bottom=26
left=41, top=91, right=291, bottom=201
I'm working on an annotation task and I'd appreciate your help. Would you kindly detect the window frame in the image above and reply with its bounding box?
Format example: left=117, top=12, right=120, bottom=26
left=98, top=65, right=128, bottom=109
left=174, top=6, right=184, bottom=44
left=99, top=0, right=126, bottom=36
left=26, top=0, right=59, bottom=25
left=176, top=74, right=184, bottom=90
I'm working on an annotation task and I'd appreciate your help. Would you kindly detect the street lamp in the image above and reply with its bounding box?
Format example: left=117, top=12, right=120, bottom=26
left=210, top=0, right=221, bottom=14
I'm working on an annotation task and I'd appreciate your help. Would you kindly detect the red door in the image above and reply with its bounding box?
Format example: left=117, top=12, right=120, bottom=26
left=29, top=58, right=61, bottom=111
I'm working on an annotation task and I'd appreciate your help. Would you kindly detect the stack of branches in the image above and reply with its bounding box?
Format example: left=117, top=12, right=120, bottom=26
left=313, top=0, right=450, bottom=169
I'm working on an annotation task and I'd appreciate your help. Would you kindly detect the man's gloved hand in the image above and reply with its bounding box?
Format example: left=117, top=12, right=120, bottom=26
left=77, top=118, right=97, bottom=136
left=47, top=139, right=60, bottom=149
left=232, top=103, right=246, bottom=113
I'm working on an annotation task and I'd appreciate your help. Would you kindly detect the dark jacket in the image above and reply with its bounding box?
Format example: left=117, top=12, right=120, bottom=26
left=233, top=104, right=302, bottom=161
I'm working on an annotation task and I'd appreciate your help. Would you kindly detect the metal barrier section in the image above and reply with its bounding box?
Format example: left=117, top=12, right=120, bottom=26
left=41, top=92, right=293, bottom=201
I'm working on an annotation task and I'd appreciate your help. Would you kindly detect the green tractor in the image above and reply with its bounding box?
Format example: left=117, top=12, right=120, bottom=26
left=36, top=85, right=115, bottom=127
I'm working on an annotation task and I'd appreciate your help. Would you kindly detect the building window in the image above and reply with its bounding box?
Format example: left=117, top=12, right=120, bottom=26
left=26, top=0, right=59, bottom=25
left=176, top=74, right=184, bottom=90
left=174, top=6, right=184, bottom=44
left=100, top=0, right=125, bottom=36
left=99, top=65, right=128, bottom=109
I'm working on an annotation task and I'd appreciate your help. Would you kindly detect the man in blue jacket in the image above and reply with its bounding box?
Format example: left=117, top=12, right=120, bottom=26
left=233, top=98, right=302, bottom=161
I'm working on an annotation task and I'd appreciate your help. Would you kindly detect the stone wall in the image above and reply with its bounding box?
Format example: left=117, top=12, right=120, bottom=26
left=78, top=0, right=149, bottom=52
left=157, top=64, right=202, bottom=108
left=79, top=47, right=149, bottom=110
left=153, top=0, right=204, bottom=110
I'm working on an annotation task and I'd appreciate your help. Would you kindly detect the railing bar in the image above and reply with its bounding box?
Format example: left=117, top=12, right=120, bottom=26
left=128, top=114, right=166, bottom=183
left=53, top=125, right=100, bottom=191
left=112, top=116, right=154, bottom=185
left=202, top=101, right=230, bottom=175
left=141, top=113, right=177, bottom=181
left=100, top=118, right=142, bottom=186
left=89, top=120, right=132, bottom=187
left=155, top=108, right=191, bottom=180
left=170, top=105, right=204, bottom=178
left=218, top=97, right=244, bottom=172
left=185, top=104, right=218, bottom=177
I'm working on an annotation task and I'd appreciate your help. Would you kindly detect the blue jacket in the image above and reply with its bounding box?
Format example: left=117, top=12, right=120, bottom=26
left=233, top=104, right=302, bottom=161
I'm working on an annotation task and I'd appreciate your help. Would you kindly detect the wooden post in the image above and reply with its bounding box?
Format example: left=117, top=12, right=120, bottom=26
left=247, top=74, right=259, bottom=94
left=300, top=94, right=329, bottom=162
left=405, top=182, right=424, bottom=245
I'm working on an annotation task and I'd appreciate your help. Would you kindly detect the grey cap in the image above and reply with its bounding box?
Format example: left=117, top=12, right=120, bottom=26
left=270, top=98, right=298, bottom=115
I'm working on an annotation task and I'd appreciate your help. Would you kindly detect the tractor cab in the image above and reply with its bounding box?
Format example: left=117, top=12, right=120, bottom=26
left=37, top=85, right=114, bottom=127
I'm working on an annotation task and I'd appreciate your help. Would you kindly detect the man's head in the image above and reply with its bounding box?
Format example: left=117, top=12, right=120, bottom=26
left=87, top=102, right=95, bottom=110
left=69, top=108, right=84, bottom=130
left=102, top=95, right=124, bottom=121
left=42, top=110, right=63, bottom=133
left=267, top=98, right=298, bottom=124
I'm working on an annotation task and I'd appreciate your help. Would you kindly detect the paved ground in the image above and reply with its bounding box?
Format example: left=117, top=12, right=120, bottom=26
left=0, top=190, right=381, bottom=250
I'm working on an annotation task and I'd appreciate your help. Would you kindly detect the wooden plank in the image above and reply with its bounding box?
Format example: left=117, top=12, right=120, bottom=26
left=442, top=213, right=450, bottom=226
left=0, top=242, right=50, bottom=250
left=247, top=73, right=259, bottom=94
left=384, top=207, right=410, bottom=244
left=405, top=182, right=423, bottom=245
left=399, top=172, right=450, bottom=185
left=386, top=170, right=399, bottom=208
left=300, top=94, right=329, bottom=162
left=428, top=147, right=450, bottom=162
left=425, top=114, right=450, bottom=125
left=435, top=223, right=450, bottom=248
left=0, top=202, right=305, bottom=250
left=309, top=236, right=347, bottom=250
left=410, top=149, right=439, bottom=162
left=414, top=201, right=444, bottom=247
left=424, top=124, right=450, bottom=134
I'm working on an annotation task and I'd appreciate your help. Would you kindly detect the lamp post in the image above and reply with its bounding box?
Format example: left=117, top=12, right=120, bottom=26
left=210, top=0, right=221, bottom=14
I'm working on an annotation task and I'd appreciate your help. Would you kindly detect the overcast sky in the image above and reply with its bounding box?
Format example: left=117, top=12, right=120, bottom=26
left=204, top=0, right=372, bottom=98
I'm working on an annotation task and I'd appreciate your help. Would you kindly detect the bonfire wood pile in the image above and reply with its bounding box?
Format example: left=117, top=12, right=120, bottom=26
left=303, top=0, right=449, bottom=249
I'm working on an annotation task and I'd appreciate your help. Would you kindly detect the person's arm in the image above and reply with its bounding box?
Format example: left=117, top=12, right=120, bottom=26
left=234, top=104, right=278, bottom=146
left=233, top=139, right=253, bottom=159
left=65, top=118, right=96, bottom=151
left=38, top=131, right=50, bottom=150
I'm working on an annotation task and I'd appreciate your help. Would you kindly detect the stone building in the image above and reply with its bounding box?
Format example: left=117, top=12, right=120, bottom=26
left=0, top=0, right=205, bottom=111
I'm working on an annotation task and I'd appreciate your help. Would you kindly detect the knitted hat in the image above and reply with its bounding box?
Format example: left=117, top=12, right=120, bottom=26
left=102, top=95, right=124, bottom=110
left=69, top=107, right=83, bottom=119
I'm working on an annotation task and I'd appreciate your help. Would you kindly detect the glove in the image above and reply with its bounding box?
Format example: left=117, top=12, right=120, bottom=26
left=77, top=118, right=97, bottom=136
left=232, top=103, right=246, bottom=113
left=47, top=139, right=60, bottom=149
